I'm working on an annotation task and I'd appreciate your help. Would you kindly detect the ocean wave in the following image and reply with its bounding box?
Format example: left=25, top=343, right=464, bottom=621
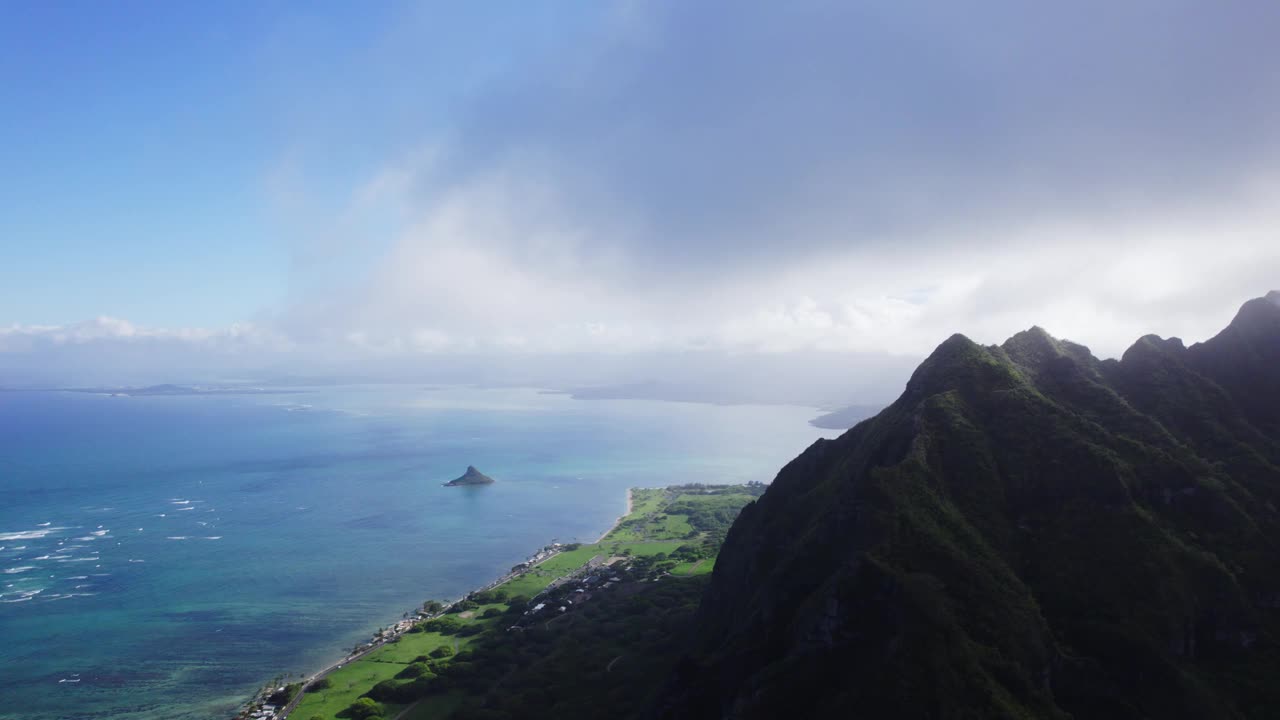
left=89, top=530, right=109, bottom=537
left=176, top=507, right=195, bottom=512
left=202, top=536, right=222, bottom=540
left=67, top=576, right=89, bottom=580
left=56, top=557, right=100, bottom=563
left=37, top=522, right=51, bottom=527
left=128, top=559, right=145, bottom=563
left=171, top=499, right=191, bottom=505
left=0, top=528, right=63, bottom=541
left=166, top=536, right=189, bottom=540
left=4, top=566, right=36, bottom=574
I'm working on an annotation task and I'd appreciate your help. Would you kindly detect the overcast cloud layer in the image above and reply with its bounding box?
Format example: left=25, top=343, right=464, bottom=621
left=4, top=1, right=1280, bottom=397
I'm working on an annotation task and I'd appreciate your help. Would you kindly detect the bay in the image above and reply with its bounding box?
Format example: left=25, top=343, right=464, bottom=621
left=0, top=385, right=828, bottom=719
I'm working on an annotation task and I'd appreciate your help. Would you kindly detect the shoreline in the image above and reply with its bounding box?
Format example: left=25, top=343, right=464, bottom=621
left=243, top=487, right=635, bottom=719
left=595, top=487, right=634, bottom=543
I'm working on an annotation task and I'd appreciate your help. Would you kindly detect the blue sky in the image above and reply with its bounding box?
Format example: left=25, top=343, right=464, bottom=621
left=2, top=1, right=1279, bottom=387
left=2, top=2, right=286, bottom=325
left=0, top=2, right=583, bottom=326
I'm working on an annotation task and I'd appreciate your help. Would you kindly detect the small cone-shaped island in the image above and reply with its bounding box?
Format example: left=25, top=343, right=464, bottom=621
left=443, top=465, right=496, bottom=487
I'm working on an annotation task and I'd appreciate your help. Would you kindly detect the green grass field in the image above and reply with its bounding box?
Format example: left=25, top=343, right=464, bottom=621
left=290, top=660, right=408, bottom=719
left=672, top=556, right=716, bottom=576
left=494, top=545, right=604, bottom=597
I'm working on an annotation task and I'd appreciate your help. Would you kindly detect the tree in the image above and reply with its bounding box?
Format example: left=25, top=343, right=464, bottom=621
left=396, top=662, right=435, bottom=680
left=429, top=645, right=454, bottom=659
left=346, top=697, right=384, bottom=720
left=420, top=616, right=463, bottom=634
left=308, top=677, right=332, bottom=691
left=450, top=599, right=479, bottom=612
left=366, top=679, right=404, bottom=702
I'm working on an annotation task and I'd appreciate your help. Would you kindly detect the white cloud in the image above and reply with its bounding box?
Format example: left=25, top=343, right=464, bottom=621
left=0, top=317, right=287, bottom=354
left=8, top=2, right=1280, bottom=395
left=250, top=1, right=1280, bottom=365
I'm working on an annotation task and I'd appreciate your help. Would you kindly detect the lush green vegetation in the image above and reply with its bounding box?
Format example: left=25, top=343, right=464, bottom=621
left=445, top=575, right=710, bottom=719
left=667, top=296, right=1280, bottom=719
left=286, top=482, right=763, bottom=719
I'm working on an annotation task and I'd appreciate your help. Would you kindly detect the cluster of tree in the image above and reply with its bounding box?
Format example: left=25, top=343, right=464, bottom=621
left=341, top=697, right=384, bottom=720
left=627, top=552, right=679, bottom=576
left=265, top=682, right=302, bottom=707
left=669, top=544, right=706, bottom=563
left=448, top=599, right=479, bottom=613
left=343, top=572, right=708, bottom=718
left=445, top=576, right=710, bottom=719
left=468, top=588, right=508, bottom=604
left=306, top=676, right=332, bottom=692
left=412, top=615, right=462, bottom=634
left=665, top=494, right=756, bottom=536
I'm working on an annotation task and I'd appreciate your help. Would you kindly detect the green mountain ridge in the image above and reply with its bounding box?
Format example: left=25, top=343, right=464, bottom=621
left=661, top=293, right=1280, bottom=719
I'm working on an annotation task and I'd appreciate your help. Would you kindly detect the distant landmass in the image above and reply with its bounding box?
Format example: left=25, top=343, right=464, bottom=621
left=664, top=291, right=1280, bottom=718
left=556, top=380, right=768, bottom=406
left=807, top=402, right=884, bottom=429
left=64, top=384, right=299, bottom=396
left=444, top=466, right=495, bottom=486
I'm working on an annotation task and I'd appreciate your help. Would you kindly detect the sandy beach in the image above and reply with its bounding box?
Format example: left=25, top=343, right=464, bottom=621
left=595, top=488, right=634, bottom=542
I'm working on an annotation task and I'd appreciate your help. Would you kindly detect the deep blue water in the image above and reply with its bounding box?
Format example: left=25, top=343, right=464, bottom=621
left=0, top=386, right=828, bottom=719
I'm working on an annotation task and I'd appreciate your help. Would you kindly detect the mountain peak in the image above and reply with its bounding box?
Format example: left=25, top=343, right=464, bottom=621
left=1001, top=326, right=1064, bottom=366
left=1229, top=292, right=1280, bottom=331
left=898, top=331, right=1040, bottom=405
left=673, top=293, right=1280, bottom=719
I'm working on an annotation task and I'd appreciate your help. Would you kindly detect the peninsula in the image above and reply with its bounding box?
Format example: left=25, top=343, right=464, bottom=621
left=443, top=466, right=495, bottom=487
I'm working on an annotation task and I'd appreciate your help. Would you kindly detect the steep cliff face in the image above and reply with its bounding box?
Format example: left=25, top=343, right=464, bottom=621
left=663, top=294, right=1280, bottom=719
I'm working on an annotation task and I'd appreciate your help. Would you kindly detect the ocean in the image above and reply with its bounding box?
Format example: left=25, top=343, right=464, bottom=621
left=0, top=385, right=829, bottom=719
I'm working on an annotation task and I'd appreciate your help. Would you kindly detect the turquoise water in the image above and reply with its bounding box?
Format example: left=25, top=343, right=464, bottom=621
left=0, top=385, right=828, bottom=719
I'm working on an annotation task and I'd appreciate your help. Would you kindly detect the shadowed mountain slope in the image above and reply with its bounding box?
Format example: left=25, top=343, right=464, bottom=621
left=662, top=293, right=1280, bottom=719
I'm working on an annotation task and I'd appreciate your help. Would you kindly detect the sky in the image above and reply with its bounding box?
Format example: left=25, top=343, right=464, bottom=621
left=2, top=1, right=1279, bottom=398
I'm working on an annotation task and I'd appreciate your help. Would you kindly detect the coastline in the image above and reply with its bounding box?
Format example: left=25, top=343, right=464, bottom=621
left=595, top=487, right=634, bottom=543
left=242, top=487, right=635, bottom=719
